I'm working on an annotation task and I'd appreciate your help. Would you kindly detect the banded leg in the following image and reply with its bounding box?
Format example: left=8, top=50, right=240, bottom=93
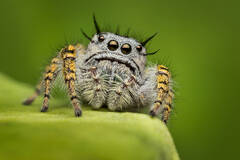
left=22, top=57, right=61, bottom=108
left=61, top=45, right=82, bottom=117
left=149, top=65, right=174, bottom=123
left=41, top=57, right=61, bottom=112
left=161, top=90, right=174, bottom=123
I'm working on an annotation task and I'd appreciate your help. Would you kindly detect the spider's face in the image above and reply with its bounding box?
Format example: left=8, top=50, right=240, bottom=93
left=90, top=32, right=147, bottom=56
left=86, top=32, right=147, bottom=72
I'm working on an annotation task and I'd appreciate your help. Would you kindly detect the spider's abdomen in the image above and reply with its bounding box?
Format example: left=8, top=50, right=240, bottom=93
left=76, top=54, right=143, bottom=111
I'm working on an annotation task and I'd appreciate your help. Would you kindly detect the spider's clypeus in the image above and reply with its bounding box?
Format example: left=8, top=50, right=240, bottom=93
left=23, top=15, right=174, bottom=123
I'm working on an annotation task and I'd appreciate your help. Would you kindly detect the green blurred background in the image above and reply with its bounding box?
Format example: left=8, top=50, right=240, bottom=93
left=0, top=0, right=239, bottom=159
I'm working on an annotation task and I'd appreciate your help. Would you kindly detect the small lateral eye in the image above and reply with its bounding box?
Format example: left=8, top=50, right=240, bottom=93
left=98, top=35, right=105, bottom=42
left=108, top=40, right=119, bottom=51
left=136, top=45, right=142, bottom=52
left=121, top=43, right=132, bottom=54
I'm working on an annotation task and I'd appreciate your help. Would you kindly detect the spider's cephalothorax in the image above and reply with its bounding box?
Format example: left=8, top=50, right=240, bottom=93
left=23, top=15, right=174, bottom=123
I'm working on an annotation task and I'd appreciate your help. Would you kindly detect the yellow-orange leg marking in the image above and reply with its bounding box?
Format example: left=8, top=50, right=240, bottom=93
left=150, top=65, right=173, bottom=123
left=61, top=45, right=82, bottom=117
left=161, top=89, right=174, bottom=123
left=41, top=57, right=60, bottom=112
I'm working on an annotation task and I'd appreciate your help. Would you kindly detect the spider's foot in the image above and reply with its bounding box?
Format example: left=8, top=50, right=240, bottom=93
left=41, top=106, right=48, bottom=112
left=162, top=119, right=168, bottom=124
left=149, top=110, right=157, bottom=117
left=22, top=98, right=34, bottom=105
left=74, top=108, right=82, bottom=117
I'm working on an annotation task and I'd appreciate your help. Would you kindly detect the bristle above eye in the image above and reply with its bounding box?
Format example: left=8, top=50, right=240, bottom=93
left=141, top=49, right=160, bottom=56
left=93, top=14, right=101, bottom=34
left=81, top=29, right=92, bottom=41
left=141, top=33, right=158, bottom=46
left=87, top=14, right=158, bottom=49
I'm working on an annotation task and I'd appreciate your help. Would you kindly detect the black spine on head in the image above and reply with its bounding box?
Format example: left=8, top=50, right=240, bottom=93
left=141, top=33, right=158, bottom=46
left=93, top=14, right=101, bottom=34
left=143, top=49, right=160, bottom=56
left=81, top=29, right=92, bottom=41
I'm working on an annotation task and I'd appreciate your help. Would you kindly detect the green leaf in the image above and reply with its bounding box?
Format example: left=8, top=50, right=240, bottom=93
left=0, top=73, right=179, bottom=160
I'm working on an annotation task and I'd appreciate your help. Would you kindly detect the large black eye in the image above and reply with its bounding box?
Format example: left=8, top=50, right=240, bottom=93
left=136, top=45, right=142, bottom=52
left=98, top=35, right=105, bottom=42
left=121, top=43, right=132, bottom=54
left=108, top=40, right=119, bottom=51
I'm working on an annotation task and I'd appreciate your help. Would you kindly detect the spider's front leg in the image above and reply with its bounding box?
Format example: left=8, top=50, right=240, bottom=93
left=61, top=45, right=82, bottom=116
left=23, top=44, right=84, bottom=117
left=141, top=65, right=174, bottom=123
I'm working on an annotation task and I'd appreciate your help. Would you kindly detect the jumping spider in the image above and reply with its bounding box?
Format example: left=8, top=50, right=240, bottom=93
left=23, top=15, right=174, bottom=123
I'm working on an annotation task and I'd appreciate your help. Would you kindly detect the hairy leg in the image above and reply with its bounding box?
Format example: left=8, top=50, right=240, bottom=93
left=22, top=44, right=85, bottom=117
left=141, top=65, right=174, bottom=123
left=41, top=57, right=61, bottom=112
left=61, top=45, right=82, bottom=116
left=22, top=57, right=61, bottom=111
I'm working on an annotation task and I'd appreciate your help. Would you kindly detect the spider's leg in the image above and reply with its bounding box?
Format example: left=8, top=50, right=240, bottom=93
left=22, top=80, right=43, bottom=105
left=149, top=65, right=174, bottom=124
left=22, top=57, right=61, bottom=110
left=161, top=89, right=174, bottom=123
left=61, top=45, right=82, bottom=117
left=41, top=57, right=61, bottom=112
left=23, top=44, right=85, bottom=116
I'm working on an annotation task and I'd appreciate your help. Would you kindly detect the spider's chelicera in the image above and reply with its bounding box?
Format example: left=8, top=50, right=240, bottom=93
left=23, top=15, right=174, bottom=123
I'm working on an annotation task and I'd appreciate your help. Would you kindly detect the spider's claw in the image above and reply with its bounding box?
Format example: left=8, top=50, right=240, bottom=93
left=22, top=99, right=34, bottom=105
left=149, top=110, right=157, bottom=117
left=41, top=106, right=48, bottom=112
left=74, top=108, right=82, bottom=117
left=162, top=119, right=168, bottom=124
left=22, top=91, right=40, bottom=105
